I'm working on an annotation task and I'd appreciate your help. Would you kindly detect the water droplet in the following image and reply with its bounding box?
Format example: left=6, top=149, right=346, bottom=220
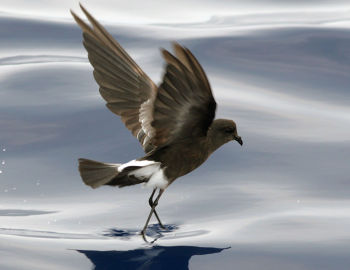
left=1, top=160, right=4, bottom=165
left=12, top=187, right=16, bottom=190
left=2, top=149, right=6, bottom=152
left=0, top=170, right=2, bottom=174
left=36, top=181, right=40, bottom=186
left=4, top=189, right=8, bottom=193
left=23, top=199, right=27, bottom=203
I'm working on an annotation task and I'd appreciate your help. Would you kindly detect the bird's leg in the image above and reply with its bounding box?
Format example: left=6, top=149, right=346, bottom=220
left=141, top=189, right=164, bottom=240
left=148, top=188, right=165, bottom=229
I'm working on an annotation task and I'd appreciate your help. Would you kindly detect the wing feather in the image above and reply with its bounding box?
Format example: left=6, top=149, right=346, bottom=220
left=150, top=44, right=216, bottom=147
left=71, top=5, right=157, bottom=152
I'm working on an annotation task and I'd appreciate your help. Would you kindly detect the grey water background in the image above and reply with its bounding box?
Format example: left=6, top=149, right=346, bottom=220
left=1, top=2, right=350, bottom=269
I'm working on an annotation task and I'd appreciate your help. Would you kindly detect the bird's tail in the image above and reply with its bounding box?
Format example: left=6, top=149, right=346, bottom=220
left=78, top=158, right=157, bottom=189
left=78, top=158, right=121, bottom=189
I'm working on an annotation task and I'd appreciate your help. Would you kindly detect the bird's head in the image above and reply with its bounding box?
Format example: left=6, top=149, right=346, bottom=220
left=208, top=119, right=243, bottom=151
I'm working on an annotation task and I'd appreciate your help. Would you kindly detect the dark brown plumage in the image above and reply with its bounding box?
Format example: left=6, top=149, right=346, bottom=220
left=71, top=4, right=242, bottom=240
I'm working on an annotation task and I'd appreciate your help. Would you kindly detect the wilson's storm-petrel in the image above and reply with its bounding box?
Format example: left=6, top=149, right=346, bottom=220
left=71, top=4, right=243, bottom=239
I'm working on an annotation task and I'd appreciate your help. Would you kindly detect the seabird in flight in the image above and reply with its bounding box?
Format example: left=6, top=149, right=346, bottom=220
left=71, top=4, right=243, bottom=241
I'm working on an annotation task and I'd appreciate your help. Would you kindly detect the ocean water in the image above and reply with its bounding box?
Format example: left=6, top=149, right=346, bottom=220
left=1, top=3, right=350, bottom=269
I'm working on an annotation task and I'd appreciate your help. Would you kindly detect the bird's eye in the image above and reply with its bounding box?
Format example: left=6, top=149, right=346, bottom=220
left=224, top=128, right=234, bottom=134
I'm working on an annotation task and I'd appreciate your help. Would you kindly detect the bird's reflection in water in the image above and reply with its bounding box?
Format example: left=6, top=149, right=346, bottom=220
left=103, top=224, right=179, bottom=242
left=78, top=245, right=228, bottom=270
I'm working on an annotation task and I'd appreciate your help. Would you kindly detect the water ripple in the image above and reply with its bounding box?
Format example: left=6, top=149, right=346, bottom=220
left=0, top=209, right=56, bottom=216
left=0, top=227, right=103, bottom=239
left=0, top=55, right=86, bottom=66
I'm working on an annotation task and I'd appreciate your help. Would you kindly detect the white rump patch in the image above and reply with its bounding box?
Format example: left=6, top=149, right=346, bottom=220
left=118, top=159, right=155, bottom=172
left=119, top=159, right=168, bottom=189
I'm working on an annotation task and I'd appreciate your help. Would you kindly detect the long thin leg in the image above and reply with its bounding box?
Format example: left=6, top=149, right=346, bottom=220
left=148, top=188, right=165, bottom=229
left=141, top=189, right=164, bottom=239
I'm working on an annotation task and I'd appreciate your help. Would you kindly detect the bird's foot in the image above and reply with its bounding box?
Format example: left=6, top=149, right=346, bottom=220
left=140, top=229, right=157, bottom=244
left=140, top=229, right=148, bottom=242
left=156, top=220, right=166, bottom=230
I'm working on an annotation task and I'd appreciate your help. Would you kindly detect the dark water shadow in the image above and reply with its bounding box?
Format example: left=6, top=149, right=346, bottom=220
left=78, top=245, right=229, bottom=270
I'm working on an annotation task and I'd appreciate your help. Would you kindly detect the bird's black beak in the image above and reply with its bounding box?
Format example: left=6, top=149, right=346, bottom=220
left=234, top=136, right=243, bottom=146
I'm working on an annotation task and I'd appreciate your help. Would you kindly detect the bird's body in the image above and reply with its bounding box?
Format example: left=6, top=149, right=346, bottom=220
left=79, top=119, right=239, bottom=190
left=138, top=119, right=240, bottom=186
left=146, top=138, right=210, bottom=183
left=71, top=4, right=242, bottom=240
left=104, top=138, right=209, bottom=190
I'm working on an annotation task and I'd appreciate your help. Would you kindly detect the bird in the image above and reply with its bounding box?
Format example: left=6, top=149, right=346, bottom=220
left=71, top=4, right=243, bottom=240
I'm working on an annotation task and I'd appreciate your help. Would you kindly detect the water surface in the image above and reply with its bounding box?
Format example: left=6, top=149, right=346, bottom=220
left=1, top=4, right=350, bottom=270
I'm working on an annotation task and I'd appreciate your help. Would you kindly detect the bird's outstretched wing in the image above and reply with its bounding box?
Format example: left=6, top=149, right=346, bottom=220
left=71, top=5, right=216, bottom=151
left=71, top=4, right=157, bottom=152
left=150, top=43, right=217, bottom=147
